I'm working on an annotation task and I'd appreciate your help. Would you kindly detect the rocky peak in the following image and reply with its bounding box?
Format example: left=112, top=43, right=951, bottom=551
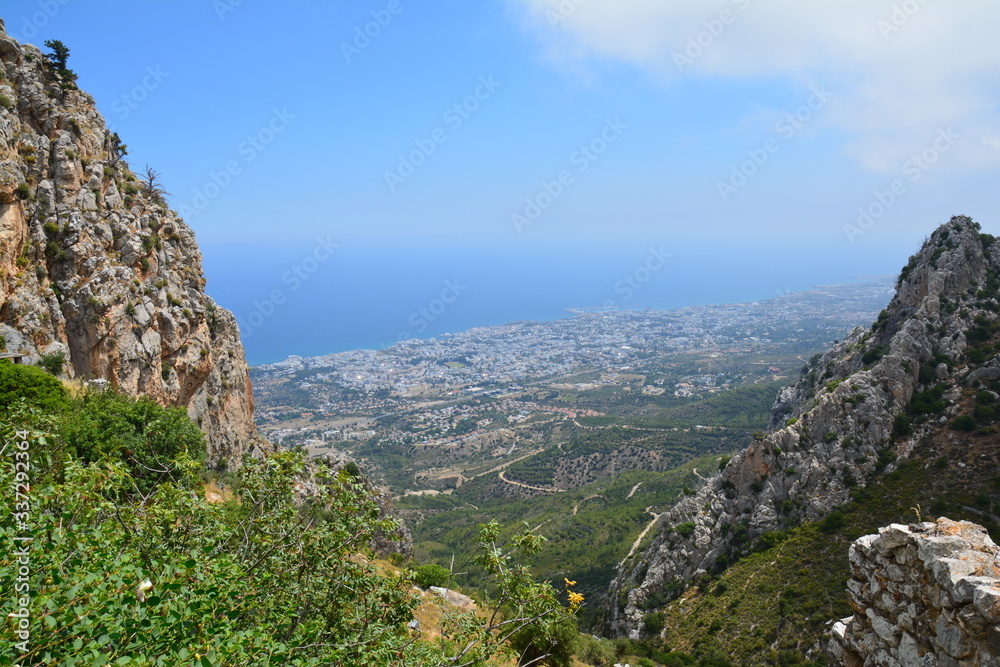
left=0, top=22, right=258, bottom=463
left=608, top=216, right=1000, bottom=638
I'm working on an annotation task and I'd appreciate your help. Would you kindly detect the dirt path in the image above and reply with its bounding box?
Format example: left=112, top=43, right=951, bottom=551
left=467, top=449, right=545, bottom=481
left=625, top=481, right=643, bottom=499
left=620, top=507, right=662, bottom=567
left=498, top=470, right=564, bottom=493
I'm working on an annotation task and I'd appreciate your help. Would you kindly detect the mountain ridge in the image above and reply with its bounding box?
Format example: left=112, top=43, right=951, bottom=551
left=608, top=215, right=1000, bottom=639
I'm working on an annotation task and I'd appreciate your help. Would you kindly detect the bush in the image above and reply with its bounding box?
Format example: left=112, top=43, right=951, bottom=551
left=820, top=511, right=846, bottom=533
left=59, top=389, right=206, bottom=495
left=951, top=415, right=977, bottom=432
left=508, top=614, right=578, bottom=667
left=662, top=653, right=697, bottom=667
left=643, top=611, right=665, bottom=635
left=892, top=414, right=912, bottom=439
left=675, top=522, right=696, bottom=537
left=875, top=448, right=898, bottom=471
left=38, top=351, right=66, bottom=376
left=412, top=563, right=450, bottom=589
left=576, top=634, right=616, bottom=667
left=0, top=360, right=69, bottom=412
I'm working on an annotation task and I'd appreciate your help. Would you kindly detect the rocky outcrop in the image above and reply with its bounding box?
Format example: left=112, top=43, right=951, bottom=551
left=609, top=216, right=1000, bottom=637
left=829, top=518, right=1000, bottom=666
left=0, top=19, right=256, bottom=463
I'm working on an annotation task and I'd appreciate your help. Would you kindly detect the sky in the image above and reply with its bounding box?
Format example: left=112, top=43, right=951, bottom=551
left=3, top=1, right=1000, bottom=361
left=3, top=0, right=998, bottom=247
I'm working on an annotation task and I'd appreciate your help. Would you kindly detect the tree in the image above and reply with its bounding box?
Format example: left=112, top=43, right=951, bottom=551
left=142, top=164, right=169, bottom=204
left=108, top=131, right=128, bottom=165
left=42, top=39, right=78, bottom=88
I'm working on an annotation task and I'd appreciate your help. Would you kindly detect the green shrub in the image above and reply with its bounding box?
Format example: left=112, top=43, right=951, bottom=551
left=576, top=634, right=616, bottom=666
left=0, top=360, right=69, bottom=412
left=675, top=522, right=696, bottom=537
left=412, top=563, right=450, bottom=589
left=820, top=511, right=846, bottom=533
left=643, top=611, right=665, bottom=635
left=875, top=448, right=898, bottom=471
left=58, top=389, right=206, bottom=495
left=892, top=414, right=912, bottom=439
left=951, top=415, right=977, bottom=431
left=862, top=346, right=887, bottom=366
left=37, top=351, right=66, bottom=376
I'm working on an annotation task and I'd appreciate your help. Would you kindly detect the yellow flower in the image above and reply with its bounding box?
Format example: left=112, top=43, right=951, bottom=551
left=564, top=578, right=577, bottom=587
left=568, top=591, right=585, bottom=607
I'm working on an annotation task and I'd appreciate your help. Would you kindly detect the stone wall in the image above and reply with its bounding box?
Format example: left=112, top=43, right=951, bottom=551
left=829, top=518, right=1000, bottom=666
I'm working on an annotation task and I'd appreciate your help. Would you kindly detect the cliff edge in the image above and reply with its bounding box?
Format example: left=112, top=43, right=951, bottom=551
left=0, top=20, right=257, bottom=463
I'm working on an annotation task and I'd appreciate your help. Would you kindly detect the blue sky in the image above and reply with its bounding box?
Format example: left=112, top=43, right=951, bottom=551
left=4, top=0, right=998, bottom=250
left=4, top=1, right=1000, bottom=362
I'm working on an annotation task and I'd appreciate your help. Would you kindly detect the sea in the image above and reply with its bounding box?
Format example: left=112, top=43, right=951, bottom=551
left=200, top=238, right=903, bottom=366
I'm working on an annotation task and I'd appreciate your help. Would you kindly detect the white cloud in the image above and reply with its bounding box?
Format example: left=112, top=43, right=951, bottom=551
left=514, top=0, right=1000, bottom=172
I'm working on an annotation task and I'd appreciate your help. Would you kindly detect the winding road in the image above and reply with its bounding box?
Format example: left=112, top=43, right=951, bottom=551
left=498, top=471, right=565, bottom=493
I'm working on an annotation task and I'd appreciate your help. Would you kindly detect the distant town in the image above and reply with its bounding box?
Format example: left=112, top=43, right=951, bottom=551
left=251, top=279, right=894, bottom=491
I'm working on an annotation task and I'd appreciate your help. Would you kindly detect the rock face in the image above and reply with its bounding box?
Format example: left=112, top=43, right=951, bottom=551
left=608, top=216, right=1000, bottom=637
left=0, top=20, right=256, bottom=463
left=829, top=518, right=1000, bottom=666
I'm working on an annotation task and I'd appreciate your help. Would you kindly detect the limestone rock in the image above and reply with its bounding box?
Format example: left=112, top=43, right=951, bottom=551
left=609, top=216, right=1000, bottom=639
left=0, top=23, right=255, bottom=463
left=828, top=518, right=1000, bottom=666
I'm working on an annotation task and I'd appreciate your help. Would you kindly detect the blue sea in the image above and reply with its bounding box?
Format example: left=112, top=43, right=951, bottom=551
left=200, top=238, right=903, bottom=366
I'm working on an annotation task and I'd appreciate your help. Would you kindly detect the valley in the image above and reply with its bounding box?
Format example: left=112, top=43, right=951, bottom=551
left=251, top=278, right=894, bottom=628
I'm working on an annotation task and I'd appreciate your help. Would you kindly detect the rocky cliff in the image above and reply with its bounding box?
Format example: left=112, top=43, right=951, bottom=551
left=829, top=518, right=1000, bottom=666
left=608, top=215, right=1000, bottom=638
left=0, top=20, right=256, bottom=463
